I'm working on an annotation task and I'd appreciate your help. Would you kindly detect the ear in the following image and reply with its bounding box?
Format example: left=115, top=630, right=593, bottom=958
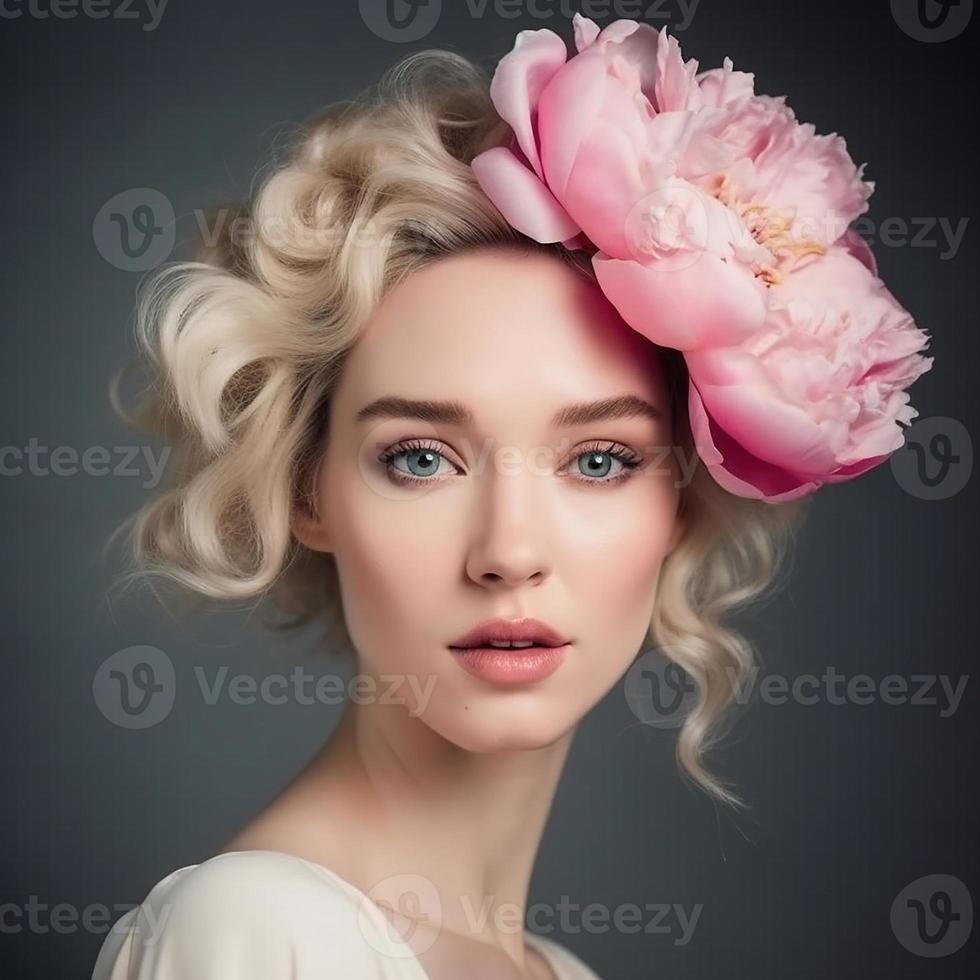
left=290, top=502, right=334, bottom=554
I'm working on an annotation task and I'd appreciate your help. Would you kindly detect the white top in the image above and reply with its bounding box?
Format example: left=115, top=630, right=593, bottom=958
left=91, top=849, right=601, bottom=979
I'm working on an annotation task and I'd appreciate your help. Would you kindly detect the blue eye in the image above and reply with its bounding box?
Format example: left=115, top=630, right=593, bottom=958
left=379, top=439, right=643, bottom=488
left=577, top=451, right=616, bottom=479
left=398, top=449, right=447, bottom=478
left=380, top=440, right=459, bottom=486
left=571, top=445, right=642, bottom=485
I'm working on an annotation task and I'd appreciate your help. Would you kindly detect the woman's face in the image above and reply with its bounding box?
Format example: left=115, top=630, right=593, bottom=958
left=296, top=247, right=683, bottom=751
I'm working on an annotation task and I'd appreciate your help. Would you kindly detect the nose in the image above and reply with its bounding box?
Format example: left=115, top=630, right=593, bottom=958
left=464, top=465, right=552, bottom=590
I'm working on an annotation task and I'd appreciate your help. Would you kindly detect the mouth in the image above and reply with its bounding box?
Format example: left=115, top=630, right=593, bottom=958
left=447, top=618, right=571, bottom=685
left=447, top=617, right=569, bottom=651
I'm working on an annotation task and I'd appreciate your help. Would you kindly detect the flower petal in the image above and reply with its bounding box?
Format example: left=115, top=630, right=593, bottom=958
left=537, top=38, right=633, bottom=200
left=654, top=30, right=702, bottom=112
left=592, top=250, right=769, bottom=351
left=696, top=57, right=756, bottom=108
left=839, top=226, right=878, bottom=275
left=471, top=146, right=581, bottom=242
left=488, top=27, right=569, bottom=182
left=823, top=453, right=891, bottom=482
left=686, top=347, right=840, bottom=474
left=592, top=18, right=644, bottom=47
left=688, top=381, right=820, bottom=501
left=572, top=12, right=600, bottom=52
left=748, top=121, right=874, bottom=244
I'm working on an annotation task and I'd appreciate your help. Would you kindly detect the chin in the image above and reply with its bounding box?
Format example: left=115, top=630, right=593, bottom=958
left=428, top=699, right=580, bottom=753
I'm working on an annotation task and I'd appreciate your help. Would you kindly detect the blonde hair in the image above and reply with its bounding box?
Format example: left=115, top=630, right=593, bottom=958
left=108, top=48, right=808, bottom=808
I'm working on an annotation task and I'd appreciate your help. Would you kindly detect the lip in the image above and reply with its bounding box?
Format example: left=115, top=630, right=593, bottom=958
left=448, top=617, right=571, bottom=686
left=448, top=617, right=569, bottom=650
left=450, top=644, right=569, bottom=685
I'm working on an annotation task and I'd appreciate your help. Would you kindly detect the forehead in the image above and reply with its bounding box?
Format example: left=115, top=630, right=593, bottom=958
left=335, top=247, right=667, bottom=419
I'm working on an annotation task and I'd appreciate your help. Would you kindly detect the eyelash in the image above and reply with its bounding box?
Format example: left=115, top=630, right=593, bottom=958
left=378, top=438, right=644, bottom=488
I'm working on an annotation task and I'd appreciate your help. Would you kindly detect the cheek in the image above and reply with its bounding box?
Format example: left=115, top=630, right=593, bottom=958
left=558, top=484, right=678, bottom=623
left=324, top=469, right=454, bottom=663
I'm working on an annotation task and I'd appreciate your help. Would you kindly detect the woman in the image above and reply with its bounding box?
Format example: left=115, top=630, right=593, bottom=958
left=91, top=14, right=930, bottom=980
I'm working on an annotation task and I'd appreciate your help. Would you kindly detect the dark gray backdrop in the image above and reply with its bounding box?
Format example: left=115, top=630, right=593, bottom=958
left=1, top=1, right=977, bottom=977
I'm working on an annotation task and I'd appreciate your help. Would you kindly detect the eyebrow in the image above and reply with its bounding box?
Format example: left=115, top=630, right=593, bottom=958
left=354, top=394, right=661, bottom=427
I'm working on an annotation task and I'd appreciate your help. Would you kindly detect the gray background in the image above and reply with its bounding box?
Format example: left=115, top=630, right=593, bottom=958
left=1, top=0, right=977, bottom=977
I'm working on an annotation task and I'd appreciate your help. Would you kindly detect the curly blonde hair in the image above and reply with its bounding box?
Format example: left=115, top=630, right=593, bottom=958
left=108, top=47, right=808, bottom=808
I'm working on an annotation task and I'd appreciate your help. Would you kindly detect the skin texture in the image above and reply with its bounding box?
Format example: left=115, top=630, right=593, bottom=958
left=222, top=246, right=684, bottom=980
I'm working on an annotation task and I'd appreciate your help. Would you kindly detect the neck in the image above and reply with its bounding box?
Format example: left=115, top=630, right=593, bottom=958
left=302, top=698, right=576, bottom=959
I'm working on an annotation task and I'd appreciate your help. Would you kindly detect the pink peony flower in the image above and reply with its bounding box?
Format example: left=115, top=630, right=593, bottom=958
left=471, top=14, right=932, bottom=502
left=684, top=242, right=933, bottom=501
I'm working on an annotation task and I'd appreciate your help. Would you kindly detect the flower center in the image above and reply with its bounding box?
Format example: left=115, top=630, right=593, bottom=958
left=716, top=176, right=827, bottom=285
